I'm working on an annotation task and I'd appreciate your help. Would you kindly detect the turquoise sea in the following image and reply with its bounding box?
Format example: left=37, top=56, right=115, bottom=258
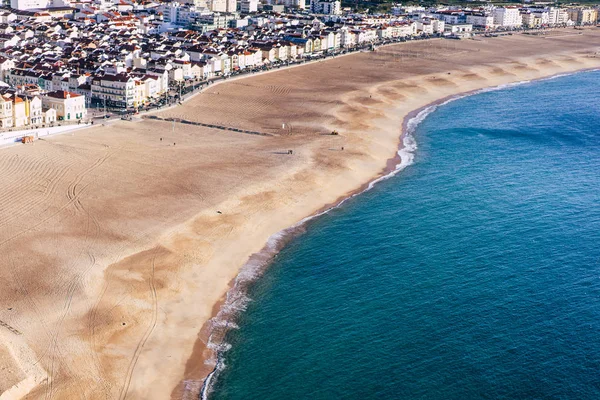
left=207, top=71, right=600, bottom=399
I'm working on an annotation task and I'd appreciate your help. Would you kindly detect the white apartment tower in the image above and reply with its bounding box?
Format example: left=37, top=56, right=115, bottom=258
left=530, top=9, right=550, bottom=25
left=209, top=0, right=226, bottom=12
left=226, top=0, right=236, bottom=12
left=280, top=0, right=305, bottom=9
left=547, top=7, right=560, bottom=25
left=310, top=0, right=340, bottom=15
left=208, top=0, right=234, bottom=12
left=493, top=7, right=522, bottom=28
left=240, top=0, right=258, bottom=13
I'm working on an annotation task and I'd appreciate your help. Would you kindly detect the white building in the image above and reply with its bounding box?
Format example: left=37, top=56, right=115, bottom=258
left=567, top=7, right=598, bottom=25
left=546, top=7, right=569, bottom=25
left=416, top=17, right=444, bottom=34
left=493, top=7, right=522, bottom=28
left=162, top=3, right=208, bottom=26
left=339, top=26, right=356, bottom=47
left=445, top=23, right=473, bottom=37
left=310, top=0, right=341, bottom=15
left=353, top=28, right=378, bottom=44
left=240, top=0, right=258, bottom=13
left=27, top=96, right=43, bottom=125
left=0, top=11, right=18, bottom=23
left=555, top=8, right=570, bottom=25
left=44, top=108, right=57, bottom=124
left=175, top=0, right=208, bottom=7
left=12, top=96, right=27, bottom=127
left=521, top=12, right=541, bottom=28
left=209, top=0, right=227, bottom=12
left=10, top=0, right=50, bottom=10
left=134, top=76, right=159, bottom=107
left=432, top=11, right=463, bottom=25
left=0, top=57, right=15, bottom=82
left=280, top=0, right=305, bottom=9
left=42, top=91, right=87, bottom=121
left=0, top=94, right=43, bottom=128
left=91, top=74, right=136, bottom=108
left=226, top=0, right=236, bottom=12
left=466, top=13, right=494, bottom=29
left=530, top=9, right=550, bottom=25
left=144, top=70, right=169, bottom=95
left=0, top=94, right=12, bottom=128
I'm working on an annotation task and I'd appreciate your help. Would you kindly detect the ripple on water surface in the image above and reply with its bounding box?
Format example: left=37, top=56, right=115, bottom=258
left=210, top=71, right=600, bottom=400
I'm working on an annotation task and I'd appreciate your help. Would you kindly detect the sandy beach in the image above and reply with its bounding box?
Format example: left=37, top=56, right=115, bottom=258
left=1, top=29, right=600, bottom=400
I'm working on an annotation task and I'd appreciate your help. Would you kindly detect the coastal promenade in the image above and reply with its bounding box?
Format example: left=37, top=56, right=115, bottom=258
left=0, top=124, right=91, bottom=147
left=0, top=29, right=600, bottom=400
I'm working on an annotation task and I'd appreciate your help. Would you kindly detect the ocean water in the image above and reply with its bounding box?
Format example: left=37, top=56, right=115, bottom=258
left=209, top=71, right=600, bottom=399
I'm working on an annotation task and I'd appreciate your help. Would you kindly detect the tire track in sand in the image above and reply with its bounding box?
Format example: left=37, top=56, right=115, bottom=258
left=118, top=248, right=159, bottom=400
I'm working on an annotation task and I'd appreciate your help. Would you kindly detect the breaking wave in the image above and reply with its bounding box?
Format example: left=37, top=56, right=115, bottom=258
left=198, top=70, right=596, bottom=400
left=199, top=110, right=423, bottom=400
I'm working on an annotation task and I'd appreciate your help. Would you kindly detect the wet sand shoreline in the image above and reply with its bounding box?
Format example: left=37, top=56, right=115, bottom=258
left=175, top=65, right=600, bottom=400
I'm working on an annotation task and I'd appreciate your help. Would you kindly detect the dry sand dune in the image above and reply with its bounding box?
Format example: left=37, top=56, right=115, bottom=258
left=1, top=29, right=600, bottom=400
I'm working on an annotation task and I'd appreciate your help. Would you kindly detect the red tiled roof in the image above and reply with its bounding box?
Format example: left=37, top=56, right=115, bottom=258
left=45, top=90, right=81, bottom=99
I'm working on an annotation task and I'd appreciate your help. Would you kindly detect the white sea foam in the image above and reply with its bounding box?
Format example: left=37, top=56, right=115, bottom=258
left=207, top=342, right=232, bottom=352
left=199, top=71, right=596, bottom=400
left=211, top=319, right=240, bottom=329
left=199, top=110, right=424, bottom=400
left=198, top=93, right=464, bottom=400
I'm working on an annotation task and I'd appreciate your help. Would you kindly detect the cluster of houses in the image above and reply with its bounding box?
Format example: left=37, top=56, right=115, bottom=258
left=0, top=0, right=594, bottom=118
left=425, top=5, right=596, bottom=30
left=0, top=89, right=85, bottom=129
left=0, top=4, right=438, bottom=111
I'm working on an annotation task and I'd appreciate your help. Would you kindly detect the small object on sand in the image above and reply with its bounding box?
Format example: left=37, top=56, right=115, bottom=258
left=341, top=146, right=344, bottom=151
left=160, top=138, right=163, bottom=141
left=288, top=149, right=293, bottom=155
left=122, top=322, right=126, bottom=326
left=174, top=143, right=176, bottom=146
left=217, top=210, right=222, bottom=214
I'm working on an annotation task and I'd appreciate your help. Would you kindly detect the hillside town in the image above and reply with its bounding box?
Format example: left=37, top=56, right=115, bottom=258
left=0, top=0, right=597, bottom=132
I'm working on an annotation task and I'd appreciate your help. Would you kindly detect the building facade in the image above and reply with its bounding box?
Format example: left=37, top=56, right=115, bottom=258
left=310, top=0, right=341, bottom=15
left=42, top=90, right=87, bottom=121
left=91, top=74, right=136, bottom=108
left=493, top=7, right=522, bottom=28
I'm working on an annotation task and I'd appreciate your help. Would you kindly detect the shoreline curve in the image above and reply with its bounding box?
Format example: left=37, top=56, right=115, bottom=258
left=193, top=66, right=600, bottom=400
